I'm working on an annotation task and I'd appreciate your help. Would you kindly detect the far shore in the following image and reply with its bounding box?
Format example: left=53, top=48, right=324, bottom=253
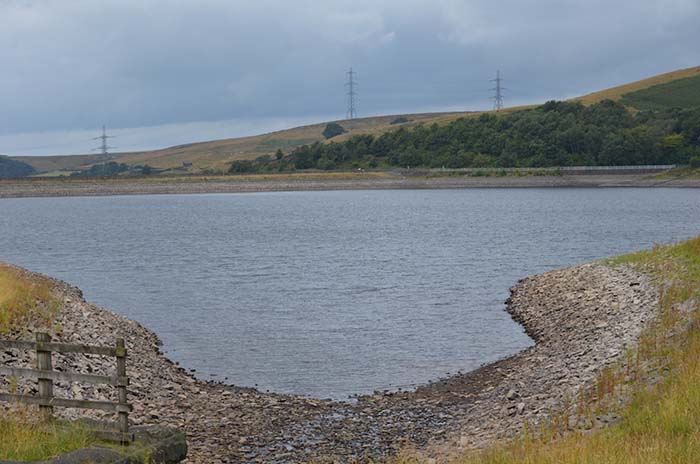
left=1, top=171, right=699, bottom=199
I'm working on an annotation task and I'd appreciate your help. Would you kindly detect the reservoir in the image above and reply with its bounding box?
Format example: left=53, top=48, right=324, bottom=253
left=1, top=188, right=698, bottom=399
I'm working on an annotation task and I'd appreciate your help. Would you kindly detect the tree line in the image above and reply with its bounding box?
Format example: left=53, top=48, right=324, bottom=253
left=231, top=100, right=700, bottom=173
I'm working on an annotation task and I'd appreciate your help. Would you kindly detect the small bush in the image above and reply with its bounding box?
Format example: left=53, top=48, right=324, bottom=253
left=228, top=160, right=255, bottom=173
left=322, top=122, right=346, bottom=139
left=689, top=156, right=700, bottom=169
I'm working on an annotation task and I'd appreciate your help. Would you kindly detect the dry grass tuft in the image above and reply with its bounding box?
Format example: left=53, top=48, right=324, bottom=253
left=0, top=265, right=60, bottom=334
left=0, top=406, right=95, bottom=461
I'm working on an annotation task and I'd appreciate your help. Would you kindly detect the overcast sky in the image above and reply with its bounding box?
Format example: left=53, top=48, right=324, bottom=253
left=1, top=0, right=699, bottom=156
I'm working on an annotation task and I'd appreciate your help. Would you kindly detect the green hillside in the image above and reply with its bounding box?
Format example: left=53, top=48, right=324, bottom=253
left=621, top=75, right=700, bottom=110
left=276, top=99, right=700, bottom=171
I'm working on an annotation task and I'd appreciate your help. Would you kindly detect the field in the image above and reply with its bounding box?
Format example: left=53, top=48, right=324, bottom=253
left=621, top=75, right=700, bottom=111
left=394, top=236, right=700, bottom=464
left=574, top=66, right=700, bottom=105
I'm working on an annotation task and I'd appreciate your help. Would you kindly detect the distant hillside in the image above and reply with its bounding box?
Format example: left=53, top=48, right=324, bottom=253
left=12, top=66, right=700, bottom=175
left=12, top=153, right=115, bottom=175
left=279, top=99, right=700, bottom=171
left=102, top=112, right=474, bottom=172
left=14, top=113, right=472, bottom=175
left=0, top=155, right=36, bottom=178
left=573, top=66, right=700, bottom=105
left=621, top=75, right=700, bottom=110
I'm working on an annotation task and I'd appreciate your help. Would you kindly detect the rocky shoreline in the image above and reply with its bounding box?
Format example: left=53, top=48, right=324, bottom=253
left=0, top=261, right=658, bottom=463
left=0, top=172, right=699, bottom=198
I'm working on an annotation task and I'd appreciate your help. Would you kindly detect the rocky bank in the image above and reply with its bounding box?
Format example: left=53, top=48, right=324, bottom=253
left=0, top=262, right=658, bottom=463
left=1, top=172, right=699, bottom=199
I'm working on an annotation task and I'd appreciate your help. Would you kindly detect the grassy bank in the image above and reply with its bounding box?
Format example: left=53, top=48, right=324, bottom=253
left=0, top=265, right=95, bottom=460
left=0, top=414, right=96, bottom=462
left=395, top=236, right=700, bottom=463
left=0, top=265, right=59, bottom=334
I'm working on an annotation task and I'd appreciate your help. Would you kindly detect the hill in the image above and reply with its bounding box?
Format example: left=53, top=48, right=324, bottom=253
left=12, top=66, right=700, bottom=175
left=282, top=99, right=700, bottom=171
left=621, top=75, right=700, bottom=110
left=573, top=66, right=700, bottom=105
left=0, top=155, right=36, bottom=178
left=13, top=113, right=473, bottom=175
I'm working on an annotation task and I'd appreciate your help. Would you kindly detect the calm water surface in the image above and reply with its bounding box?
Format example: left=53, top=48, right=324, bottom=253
left=1, top=189, right=698, bottom=399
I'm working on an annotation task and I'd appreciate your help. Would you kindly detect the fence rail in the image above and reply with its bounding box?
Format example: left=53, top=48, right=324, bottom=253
left=0, top=332, right=133, bottom=443
left=0, top=339, right=118, bottom=356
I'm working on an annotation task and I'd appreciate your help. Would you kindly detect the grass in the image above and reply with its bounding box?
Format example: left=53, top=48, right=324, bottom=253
left=0, top=267, right=136, bottom=461
left=0, top=265, right=60, bottom=334
left=652, top=167, right=700, bottom=180
left=0, top=266, right=84, bottom=460
left=0, top=413, right=96, bottom=462
left=393, top=236, right=700, bottom=464
left=0, top=266, right=93, bottom=460
left=574, top=66, right=700, bottom=106
left=621, top=75, right=700, bottom=111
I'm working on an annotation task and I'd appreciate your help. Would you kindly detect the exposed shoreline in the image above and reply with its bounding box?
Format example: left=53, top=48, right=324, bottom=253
left=0, top=261, right=658, bottom=463
left=1, top=172, right=699, bottom=198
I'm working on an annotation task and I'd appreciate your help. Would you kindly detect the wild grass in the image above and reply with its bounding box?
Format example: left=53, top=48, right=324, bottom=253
left=653, top=167, right=700, bottom=180
left=620, top=75, right=700, bottom=111
left=392, top=236, right=700, bottom=464
left=0, top=266, right=84, bottom=459
left=574, top=66, right=700, bottom=106
left=0, top=265, right=60, bottom=334
left=0, top=407, right=96, bottom=462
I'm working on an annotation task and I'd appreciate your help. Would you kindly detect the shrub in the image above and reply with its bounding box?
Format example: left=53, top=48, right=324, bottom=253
left=322, top=122, right=346, bottom=139
left=228, top=160, right=255, bottom=173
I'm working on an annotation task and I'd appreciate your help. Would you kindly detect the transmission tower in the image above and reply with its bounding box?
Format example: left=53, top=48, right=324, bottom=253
left=345, top=67, right=357, bottom=119
left=92, top=125, right=115, bottom=155
left=490, top=70, right=505, bottom=111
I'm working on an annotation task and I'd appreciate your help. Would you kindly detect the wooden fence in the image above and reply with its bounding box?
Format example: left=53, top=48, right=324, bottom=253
left=0, top=332, right=133, bottom=443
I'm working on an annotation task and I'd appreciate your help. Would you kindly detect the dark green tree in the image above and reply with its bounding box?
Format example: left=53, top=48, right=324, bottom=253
left=322, top=122, right=346, bottom=139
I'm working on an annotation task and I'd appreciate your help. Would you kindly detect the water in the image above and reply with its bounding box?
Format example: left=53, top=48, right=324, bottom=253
left=0, top=188, right=698, bottom=399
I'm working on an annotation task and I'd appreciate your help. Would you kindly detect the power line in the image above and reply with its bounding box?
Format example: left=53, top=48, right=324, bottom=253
left=92, top=125, right=116, bottom=155
left=345, top=67, right=357, bottom=120
left=490, top=70, right=505, bottom=111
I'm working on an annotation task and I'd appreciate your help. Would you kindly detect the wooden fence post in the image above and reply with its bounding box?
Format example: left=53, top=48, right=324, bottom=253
left=36, top=332, right=53, bottom=420
left=115, top=338, right=129, bottom=442
left=0, top=335, right=134, bottom=443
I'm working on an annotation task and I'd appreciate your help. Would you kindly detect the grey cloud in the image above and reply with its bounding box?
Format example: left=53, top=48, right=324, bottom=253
left=0, top=0, right=698, bottom=153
